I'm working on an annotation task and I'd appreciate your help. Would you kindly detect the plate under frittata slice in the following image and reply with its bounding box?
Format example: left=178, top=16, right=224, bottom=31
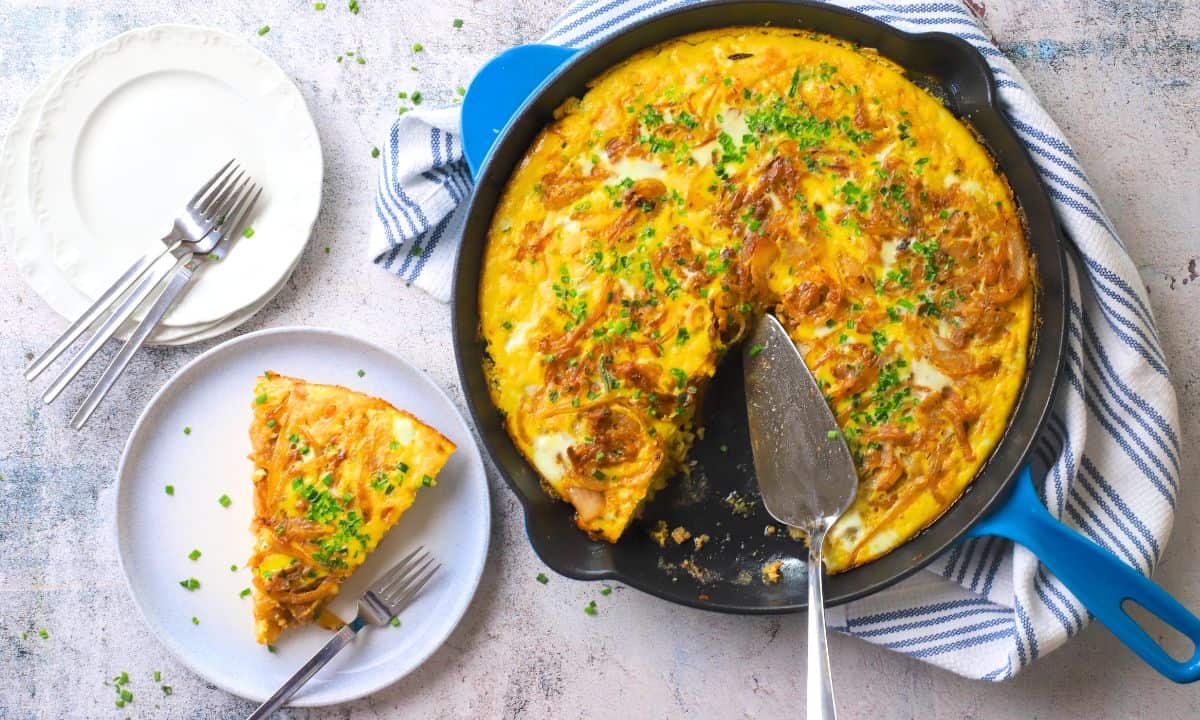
left=247, top=372, right=455, bottom=645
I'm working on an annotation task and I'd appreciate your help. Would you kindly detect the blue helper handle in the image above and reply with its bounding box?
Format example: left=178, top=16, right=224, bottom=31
left=968, top=465, right=1200, bottom=682
left=461, top=44, right=579, bottom=178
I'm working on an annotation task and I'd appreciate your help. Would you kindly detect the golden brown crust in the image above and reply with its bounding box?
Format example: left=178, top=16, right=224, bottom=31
left=479, top=28, right=1033, bottom=570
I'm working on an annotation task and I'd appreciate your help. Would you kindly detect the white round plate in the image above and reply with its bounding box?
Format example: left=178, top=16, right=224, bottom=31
left=115, top=327, right=490, bottom=705
left=27, top=25, right=322, bottom=328
left=1, top=59, right=296, bottom=346
left=2, top=55, right=300, bottom=346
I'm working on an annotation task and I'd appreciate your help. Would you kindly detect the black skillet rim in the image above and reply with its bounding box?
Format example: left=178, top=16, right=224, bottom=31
left=452, top=0, right=1068, bottom=613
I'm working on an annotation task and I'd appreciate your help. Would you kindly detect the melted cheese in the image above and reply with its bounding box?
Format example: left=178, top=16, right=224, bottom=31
left=479, top=28, right=1034, bottom=570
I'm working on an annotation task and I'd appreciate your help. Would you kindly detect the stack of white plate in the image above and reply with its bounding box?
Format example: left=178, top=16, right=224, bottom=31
left=2, top=24, right=323, bottom=345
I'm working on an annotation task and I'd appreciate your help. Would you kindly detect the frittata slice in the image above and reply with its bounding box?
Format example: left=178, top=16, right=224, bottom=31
left=247, top=373, right=455, bottom=644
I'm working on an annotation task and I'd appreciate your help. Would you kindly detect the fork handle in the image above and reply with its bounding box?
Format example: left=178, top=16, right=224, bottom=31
left=25, top=245, right=172, bottom=381
left=248, top=617, right=366, bottom=720
left=42, top=252, right=185, bottom=405
left=71, top=257, right=197, bottom=429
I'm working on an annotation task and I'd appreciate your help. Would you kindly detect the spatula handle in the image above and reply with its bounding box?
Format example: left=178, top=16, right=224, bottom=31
left=806, top=526, right=838, bottom=720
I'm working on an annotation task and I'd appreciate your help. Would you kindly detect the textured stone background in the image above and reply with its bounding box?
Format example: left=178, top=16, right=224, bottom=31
left=1, top=1, right=1197, bottom=718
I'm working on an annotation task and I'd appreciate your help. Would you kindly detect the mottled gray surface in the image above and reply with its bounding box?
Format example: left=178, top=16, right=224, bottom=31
left=0, top=1, right=1197, bottom=718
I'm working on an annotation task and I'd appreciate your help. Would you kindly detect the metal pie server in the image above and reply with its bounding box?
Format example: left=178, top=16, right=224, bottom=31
left=743, top=314, right=857, bottom=720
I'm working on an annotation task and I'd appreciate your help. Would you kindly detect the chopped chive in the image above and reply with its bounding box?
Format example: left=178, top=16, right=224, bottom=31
left=324, top=246, right=331, bottom=254
left=255, top=393, right=268, bottom=405
left=348, top=0, right=359, bottom=14
left=452, top=18, right=463, bottom=28
left=371, top=146, right=380, bottom=159
left=357, top=369, right=365, bottom=377
left=218, top=494, right=231, bottom=508
left=239, top=587, right=251, bottom=598
left=826, top=430, right=841, bottom=439
left=600, top=585, right=613, bottom=596
left=421, top=474, right=434, bottom=487
left=410, top=65, right=419, bottom=72
left=242, top=227, right=255, bottom=238
left=397, top=91, right=408, bottom=99
left=164, top=485, right=175, bottom=496
left=584, top=600, right=598, bottom=616
left=257, top=25, right=270, bottom=36
left=336, top=55, right=343, bottom=63
left=748, top=344, right=764, bottom=358
left=266, top=419, right=277, bottom=429
left=161, top=685, right=173, bottom=695
left=191, top=616, right=199, bottom=625
left=119, top=689, right=132, bottom=702
left=411, top=91, right=423, bottom=105
left=390, top=616, right=401, bottom=627
left=356, top=56, right=366, bottom=65
left=37, top=628, right=48, bottom=639
left=183, top=426, right=191, bottom=435
left=179, top=578, right=200, bottom=591
left=267, top=645, right=276, bottom=653
left=536, top=572, right=549, bottom=584
left=412, top=42, right=424, bottom=52
left=314, top=2, right=326, bottom=8
left=153, top=671, right=161, bottom=682
left=230, top=564, right=238, bottom=572
left=187, top=549, right=201, bottom=561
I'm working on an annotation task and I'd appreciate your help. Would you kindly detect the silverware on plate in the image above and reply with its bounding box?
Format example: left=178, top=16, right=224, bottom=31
left=743, top=314, right=858, bottom=720
left=248, top=546, right=440, bottom=719
left=24, top=159, right=260, bottom=429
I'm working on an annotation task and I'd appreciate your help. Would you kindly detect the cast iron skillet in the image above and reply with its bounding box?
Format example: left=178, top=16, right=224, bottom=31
left=453, top=2, right=1200, bottom=682
left=454, top=0, right=1066, bottom=612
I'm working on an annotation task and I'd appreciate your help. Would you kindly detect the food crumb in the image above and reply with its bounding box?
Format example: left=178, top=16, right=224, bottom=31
left=763, top=525, right=777, bottom=537
left=762, top=560, right=784, bottom=584
left=787, top=526, right=806, bottom=542
left=649, top=519, right=669, bottom=547
left=692, top=533, right=710, bottom=551
left=670, top=526, right=692, bottom=545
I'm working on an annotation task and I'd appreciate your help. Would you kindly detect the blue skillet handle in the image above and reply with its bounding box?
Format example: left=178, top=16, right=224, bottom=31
left=968, top=465, right=1200, bottom=682
left=462, top=44, right=579, bottom=179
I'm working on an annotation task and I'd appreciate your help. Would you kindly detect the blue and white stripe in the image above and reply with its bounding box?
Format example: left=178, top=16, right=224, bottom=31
left=370, top=0, right=1180, bottom=681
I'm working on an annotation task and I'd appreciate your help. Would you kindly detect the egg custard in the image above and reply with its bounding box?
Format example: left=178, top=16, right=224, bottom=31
left=247, top=373, right=455, bottom=644
left=479, top=28, right=1033, bottom=571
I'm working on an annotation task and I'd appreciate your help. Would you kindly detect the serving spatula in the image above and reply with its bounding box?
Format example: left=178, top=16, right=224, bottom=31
left=743, top=314, right=858, bottom=720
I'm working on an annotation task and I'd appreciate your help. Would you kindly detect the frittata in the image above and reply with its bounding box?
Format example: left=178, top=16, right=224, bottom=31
left=247, top=373, right=455, bottom=643
left=479, top=28, right=1033, bottom=572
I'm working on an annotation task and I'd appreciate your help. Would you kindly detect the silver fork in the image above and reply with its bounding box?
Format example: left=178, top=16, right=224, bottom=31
left=248, top=547, right=440, bottom=720
left=22, top=160, right=260, bottom=427
left=69, top=179, right=261, bottom=429
left=26, top=159, right=243, bottom=383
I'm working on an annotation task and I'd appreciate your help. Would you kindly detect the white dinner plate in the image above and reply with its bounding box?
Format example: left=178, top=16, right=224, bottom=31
left=27, top=25, right=322, bottom=328
left=115, top=328, right=491, bottom=705
left=0, top=58, right=299, bottom=345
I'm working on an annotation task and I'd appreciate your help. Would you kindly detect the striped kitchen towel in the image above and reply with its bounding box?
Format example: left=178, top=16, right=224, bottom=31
left=370, top=0, right=1181, bottom=681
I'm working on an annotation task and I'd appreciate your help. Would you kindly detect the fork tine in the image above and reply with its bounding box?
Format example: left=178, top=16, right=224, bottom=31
left=378, top=555, right=436, bottom=602
left=216, top=184, right=262, bottom=242
left=201, top=169, right=246, bottom=222
left=202, top=176, right=251, bottom=233
left=375, top=552, right=432, bottom=599
left=197, top=166, right=243, bottom=218
left=384, top=563, right=439, bottom=611
left=188, top=159, right=235, bottom=208
left=372, top=546, right=425, bottom=592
